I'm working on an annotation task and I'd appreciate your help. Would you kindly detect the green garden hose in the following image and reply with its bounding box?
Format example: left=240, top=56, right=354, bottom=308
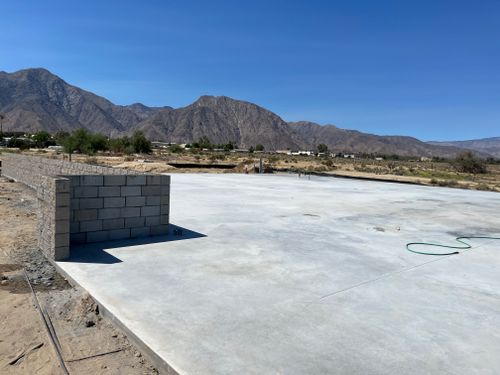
left=406, top=236, right=500, bottom=256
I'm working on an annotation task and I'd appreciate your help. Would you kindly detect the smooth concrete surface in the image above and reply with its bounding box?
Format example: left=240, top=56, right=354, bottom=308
left=57, top=174, right=500, bottom=374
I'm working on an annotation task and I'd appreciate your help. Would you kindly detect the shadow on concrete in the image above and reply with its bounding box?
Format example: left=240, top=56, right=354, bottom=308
left=62, top=224, right=206, bottom=264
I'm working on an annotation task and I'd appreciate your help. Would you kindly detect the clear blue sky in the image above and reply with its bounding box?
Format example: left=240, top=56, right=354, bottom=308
left=2, top=0, right=499, bottom=141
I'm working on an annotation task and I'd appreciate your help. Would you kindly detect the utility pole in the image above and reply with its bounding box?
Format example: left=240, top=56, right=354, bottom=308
left=0, top=113, right=4, bottom=135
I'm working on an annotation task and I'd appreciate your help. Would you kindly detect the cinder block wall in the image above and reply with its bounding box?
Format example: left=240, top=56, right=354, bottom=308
left=69, top=174, right=170, bottom=244
left=0, top=153, right=170, bottom=260
left=37, top=175, right=71, bottom=259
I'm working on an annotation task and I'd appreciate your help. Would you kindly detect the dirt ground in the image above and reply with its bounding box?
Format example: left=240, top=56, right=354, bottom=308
left=38, top=150, right=499, bottom=192
left=0, top=177, right=158, bottom=374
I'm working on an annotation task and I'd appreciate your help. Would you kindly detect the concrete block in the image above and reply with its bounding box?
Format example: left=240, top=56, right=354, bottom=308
left=150, top=224, right=169, bottom=236
left=161, top=186, right=170, bottom=195
left=80, top=220, right=103, bottom=232
left=102, top=218, right=125, bottom=230
left=121, top=207, right=141, bottom=218
left=126, top=196, right=146, bottom=207
left=68, top=176, right=81, bottom=188
left=160, top=175, right=171, bottom=185
left=145, top=216, right=160, bottom=226
left=131, top=227, right=150, bottom=238
left=109, top=228, right=131, bottom=240
left=71, top=198, right=80, bottom=210
left=56, top=193, right=70, bottom=207
left=74, top=209, right=98, bottom=221
left=81, top=175, right=104, bottom=186
left=147, top=176, right=162, bottom=185
left=55, top=179, right=70, bottom=193
left=146, top=196, right=161, bottom=206
left=104, top=197, right=125, bottom=208
left=55, top=233, right=69, bottom=248
left=55, top=220, right=70, bottom=234
left=121, top=186, right=141, bottom=196
left=161, top=205, right=169, bottom=215
left=74, top=186, right=98, bottom=198
left=141, top=206, right=160, bottom=217
left=127, top=175, right=147, bottom=186
left=160, top=195, right=170, bottom=205
left=98, top=208, right=121, bottom=220
left=99, top=186, right=121, bottom=197
left=87, top=231, right=110, bottom=243
left=104, top=175, right=126, bottom=186
left=79, top=198, right=104, bottom=209
left=125, top=217, right=145, bottom=228
left=56, top=206, right=70, bottom=221
left=54, top=246, right=70, bottom=261
left=70, top=222, right=80, bottom=234
left=141, top=185, right=161, bottom=196
left=160, top=215, right=169, bottom=225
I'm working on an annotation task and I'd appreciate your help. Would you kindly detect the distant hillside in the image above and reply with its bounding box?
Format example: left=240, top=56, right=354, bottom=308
left=0, top=67, right=495, bottom=158
left=122, top=103, right=172, bottom=121
left=429, top=138, right=500, bottom=158
left=135, top=95, right=301, bottom=150
left=288, top=121, right=477, bottom=158
left=0, top=68, right=164, bottom=135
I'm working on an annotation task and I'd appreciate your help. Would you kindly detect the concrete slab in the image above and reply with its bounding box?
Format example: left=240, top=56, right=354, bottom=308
left=57, top=174, right=500, bottom=374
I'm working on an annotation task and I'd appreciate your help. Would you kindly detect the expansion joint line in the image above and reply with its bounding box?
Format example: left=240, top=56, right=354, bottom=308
left=319, top=236, right=499, bottom=301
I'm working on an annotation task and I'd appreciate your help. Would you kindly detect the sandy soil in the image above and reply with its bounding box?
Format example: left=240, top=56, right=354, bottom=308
left=0, top=177, right=158, bottom=374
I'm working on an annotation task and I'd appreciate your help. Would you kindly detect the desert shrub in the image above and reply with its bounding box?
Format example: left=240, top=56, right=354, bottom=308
left=169, top=144, right=184, bottom=153
left=321, top=159, right=334, bottom=168
left=7, top=137, right=31, bottom=150
left=452, top=151, right=487, bottom=174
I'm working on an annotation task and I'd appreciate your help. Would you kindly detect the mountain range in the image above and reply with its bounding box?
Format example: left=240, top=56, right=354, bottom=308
left=428, top=138, right=500, bottom=158
left=0, top=68, right=498, bottom=158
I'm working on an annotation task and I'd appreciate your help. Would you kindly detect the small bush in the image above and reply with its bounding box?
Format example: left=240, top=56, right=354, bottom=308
left=452, top=151, right=487, bottom=174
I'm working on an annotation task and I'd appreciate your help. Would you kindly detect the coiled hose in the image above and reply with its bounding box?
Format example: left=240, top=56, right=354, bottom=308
left=406, top=236, right=500, bottom=256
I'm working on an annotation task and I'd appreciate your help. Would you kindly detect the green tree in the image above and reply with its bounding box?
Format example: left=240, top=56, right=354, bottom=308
left=223, top=142, right=234, bottom=152
left=317, top=144, right=328, bottom=154
left=68, top=128, right=92, bottom=154
left=131, top=131, right=152, bottom=154
left=452, top=151, right=487, bottom=174
left=198, top=136, right=212, bottom=149
left=89, top=133, right=109, bottom=152
left=255, top=144, right=264, bottom=152
left=54, top=131, right=70, bottom=145
left=33, top=131, right=52, bottom=148
left=109, top=137, right=132, bottom=154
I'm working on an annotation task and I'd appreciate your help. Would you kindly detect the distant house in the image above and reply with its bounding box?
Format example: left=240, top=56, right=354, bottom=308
left=290, top=150, right=314, bottom=156
left=152, top=141, right=172, bottom=149
left=333, top=152, right=355, bottom=159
